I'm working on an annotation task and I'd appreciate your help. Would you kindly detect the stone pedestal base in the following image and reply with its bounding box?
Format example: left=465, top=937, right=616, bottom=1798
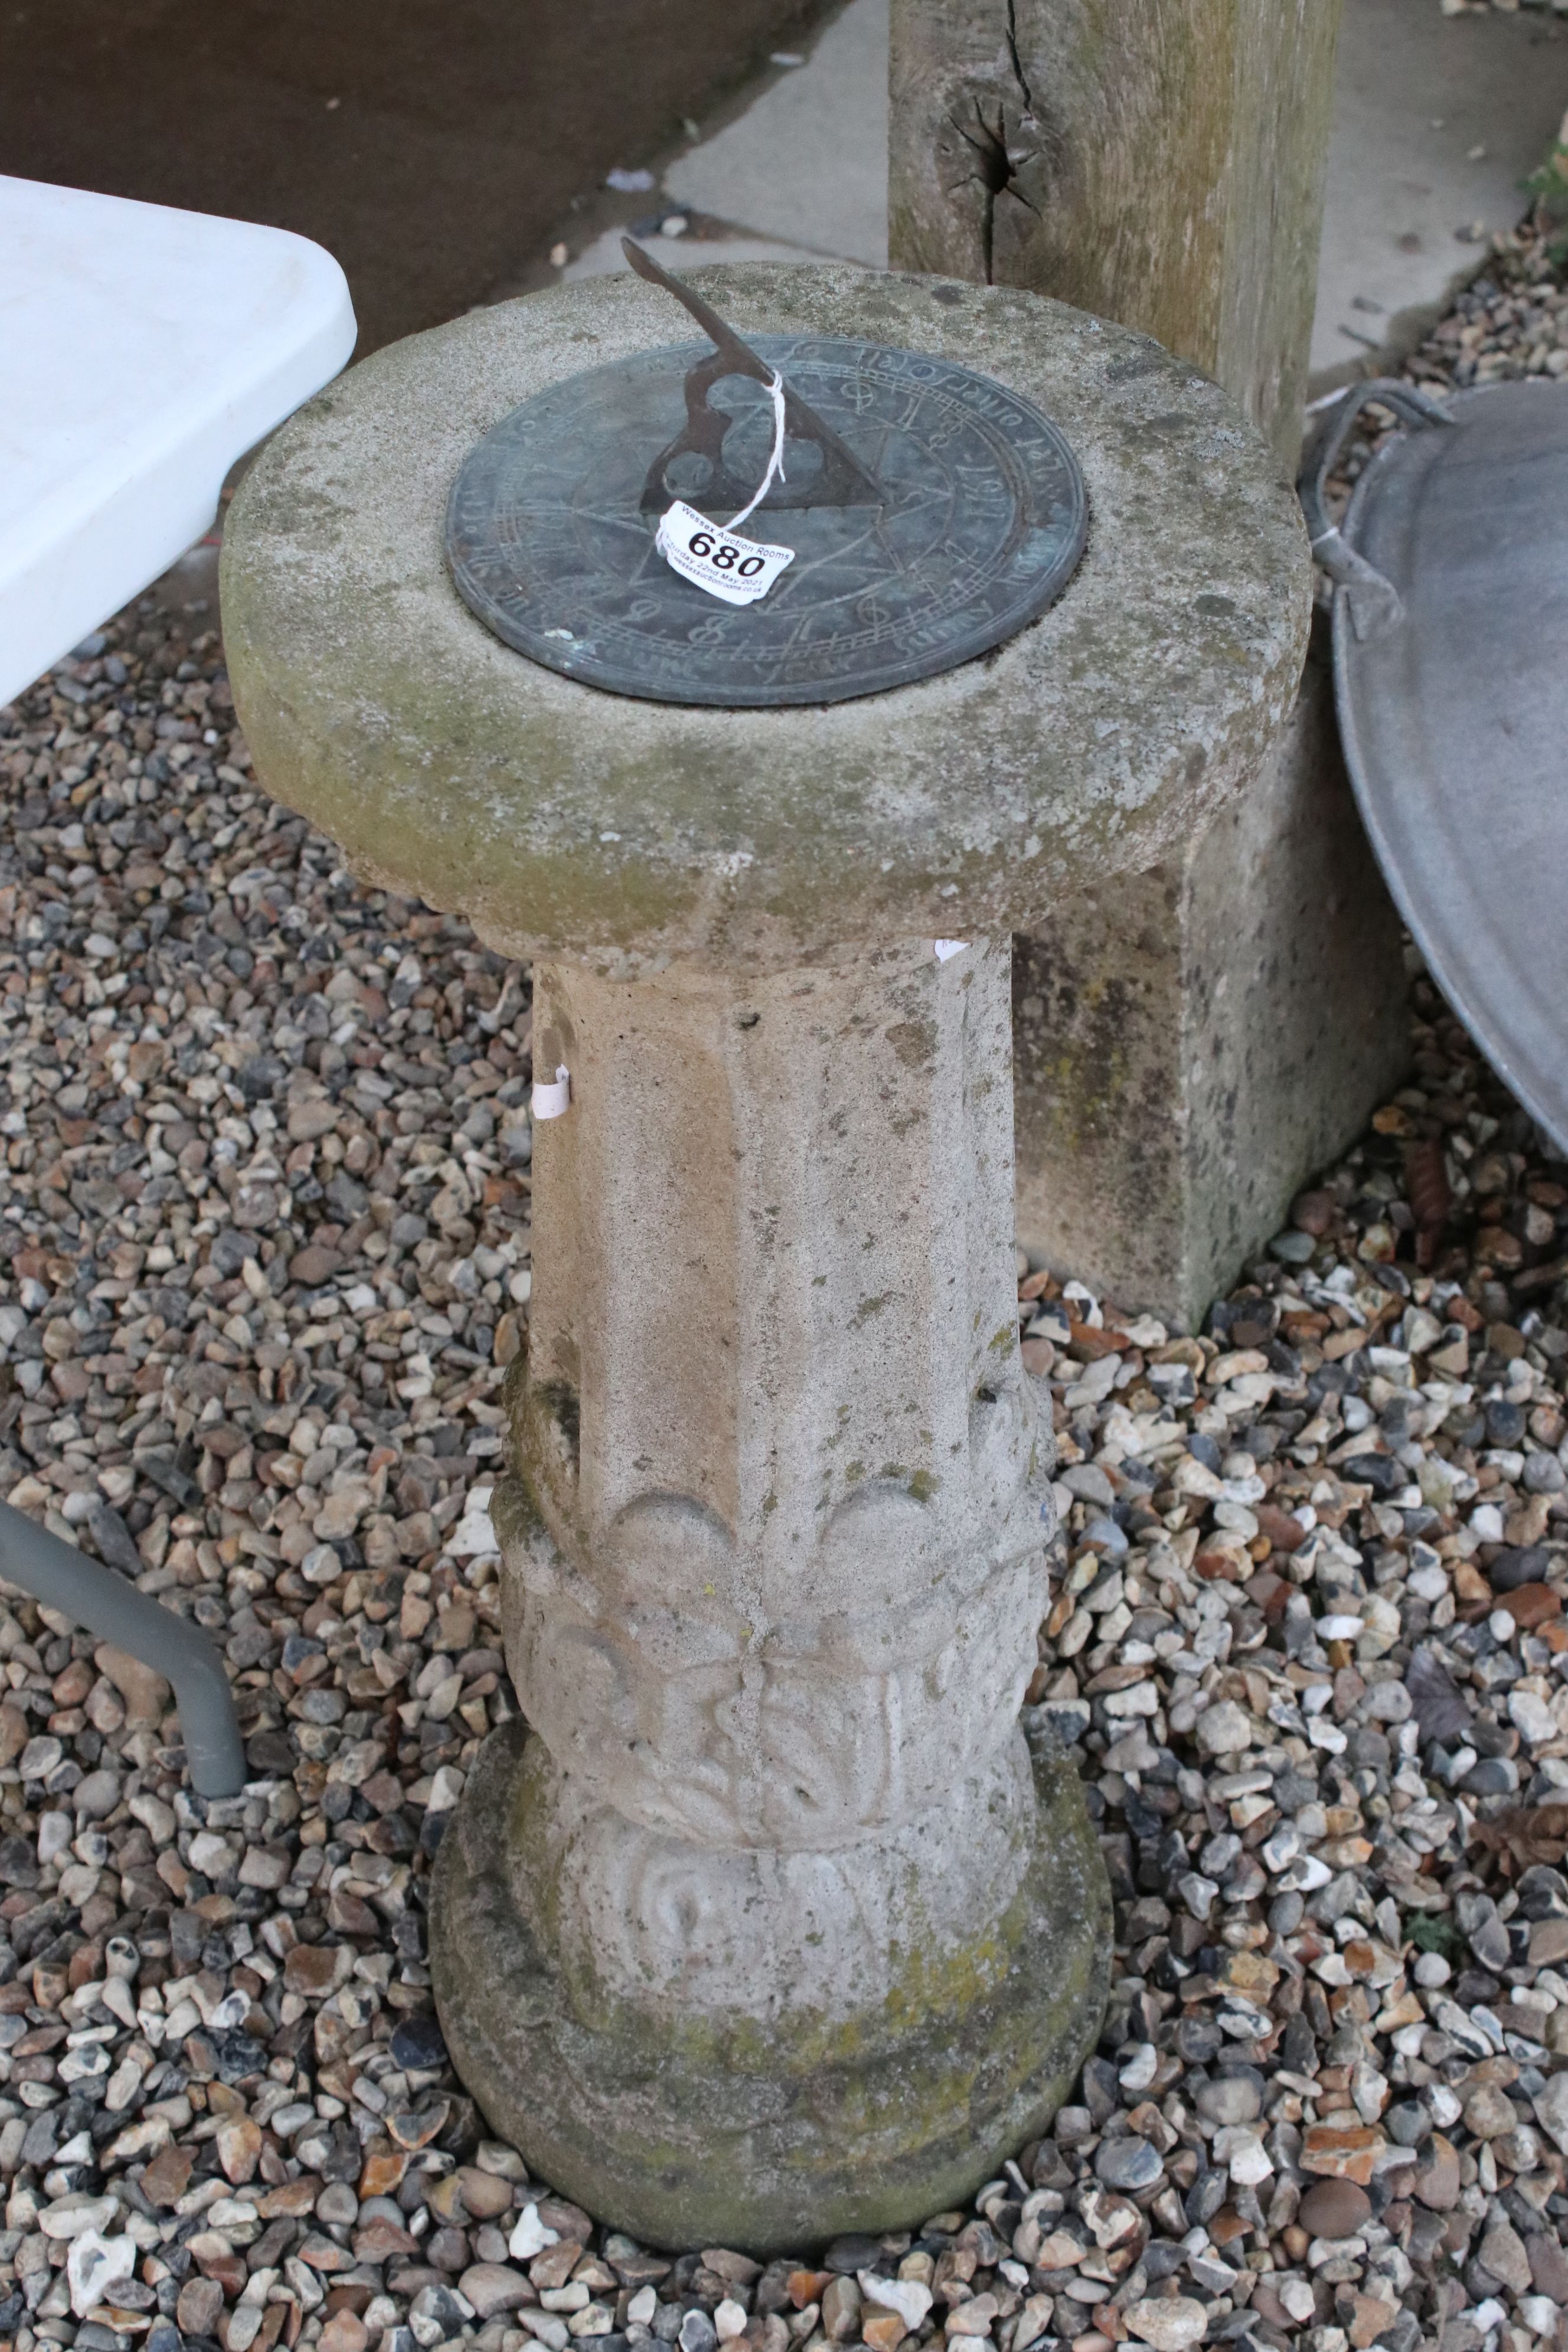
left=218, top=259, right=1310, bottom=2253
left=1011, top=641, right=1409, bottom=1330
left=423, top=936, right=1110, bottom=2248
left=432, top=1714, right=1108, bottom=2251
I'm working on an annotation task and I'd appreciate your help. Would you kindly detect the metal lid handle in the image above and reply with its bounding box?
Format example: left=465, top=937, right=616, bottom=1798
left=1297, top=380, right=1455, bottom=640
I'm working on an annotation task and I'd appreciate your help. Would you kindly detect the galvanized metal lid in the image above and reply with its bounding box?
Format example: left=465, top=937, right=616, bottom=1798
left=1315, top=378, right=1568, bottom=1152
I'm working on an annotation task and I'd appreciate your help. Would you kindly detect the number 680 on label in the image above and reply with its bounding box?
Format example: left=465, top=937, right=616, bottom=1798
left=655, top=498, right=796, bottom=607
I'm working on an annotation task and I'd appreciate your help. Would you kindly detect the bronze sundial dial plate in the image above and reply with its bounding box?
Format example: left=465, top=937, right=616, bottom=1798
left=446, top=254, right=1087, bottom=709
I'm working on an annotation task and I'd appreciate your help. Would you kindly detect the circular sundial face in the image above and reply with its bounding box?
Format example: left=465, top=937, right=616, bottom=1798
left=446, top=334, right=1087, bottom=708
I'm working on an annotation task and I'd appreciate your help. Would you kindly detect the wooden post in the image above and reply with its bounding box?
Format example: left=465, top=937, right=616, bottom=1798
left=888, top=0, right=1345, bottom=465
left=892, top=0, right=1408, bottom=1331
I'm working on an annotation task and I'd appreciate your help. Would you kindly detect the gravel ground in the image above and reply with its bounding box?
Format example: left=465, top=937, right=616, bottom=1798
left=4, top=236, right=1568, bottom=2352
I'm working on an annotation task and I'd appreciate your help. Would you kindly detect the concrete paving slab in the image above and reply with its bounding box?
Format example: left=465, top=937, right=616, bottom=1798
left=564, top=228, right=823, bottom=282
left=632, top=0, right=1566, bottom=419
left=1309, top=0, right=1568, bottom=391
left=662, top=0, right=888, bottom=265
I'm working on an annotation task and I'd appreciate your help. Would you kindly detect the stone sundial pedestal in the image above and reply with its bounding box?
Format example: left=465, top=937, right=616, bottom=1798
left=221, top=260, right=1308, bottom=2249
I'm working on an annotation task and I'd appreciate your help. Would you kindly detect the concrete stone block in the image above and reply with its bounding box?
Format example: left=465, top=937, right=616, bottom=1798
left=1012, top=632, right=1409, bottom=1331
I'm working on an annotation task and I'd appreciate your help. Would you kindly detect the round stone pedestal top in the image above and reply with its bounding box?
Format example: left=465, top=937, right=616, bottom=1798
left=222, top=264, right=1309, bottom=975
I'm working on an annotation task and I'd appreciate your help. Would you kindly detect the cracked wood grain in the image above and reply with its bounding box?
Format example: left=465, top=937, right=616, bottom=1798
left=889, top=0, right=1344, bottom=465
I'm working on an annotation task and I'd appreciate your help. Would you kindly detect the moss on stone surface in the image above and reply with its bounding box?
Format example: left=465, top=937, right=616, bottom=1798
left=431, top=1717, right=1110, bottom=2252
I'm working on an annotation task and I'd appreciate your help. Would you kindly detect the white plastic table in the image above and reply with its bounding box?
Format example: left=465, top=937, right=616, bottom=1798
left=0, top=175, right=356, bottom=709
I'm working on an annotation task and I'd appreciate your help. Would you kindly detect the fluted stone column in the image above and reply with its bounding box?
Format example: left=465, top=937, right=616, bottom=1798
left=220, top=262, right=1309, bottom=2248
left=451, top=940, right=1103, bottom=2245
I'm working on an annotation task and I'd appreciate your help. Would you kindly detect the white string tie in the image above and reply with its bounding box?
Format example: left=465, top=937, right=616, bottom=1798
left=727, top=371, right=788, bottom=531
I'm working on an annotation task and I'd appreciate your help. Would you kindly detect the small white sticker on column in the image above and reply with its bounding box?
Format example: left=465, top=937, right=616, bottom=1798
left=933, top=940, right=972, bottom=963
left=532, top=1064, right=571, bottom=1121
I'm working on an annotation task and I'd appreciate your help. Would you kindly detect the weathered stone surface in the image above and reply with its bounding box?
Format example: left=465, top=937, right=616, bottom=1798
left=1533, top=2072, right=1568, bottom=2155
left=319, top=2317, right=368, bottom=2352
left=460, top=2263, right=536, bottom=2317
left=139, top=2147, right=193, bottom=2209
left=225, top=262, right=1303, bottom=2250
left=93, top=1641, right=169, bottom=1729
left=1298, top=2179, right=1371, bottom=2240
left=222, top=267, right=1308, bottom=979
left=1299, top=2121, right=1384, bottom=2184
left=435, top=1714, right=1108, bottom=2253
left=1530, top=1919, right=1568, bottom=1968
left=1124, top=2299, right=1207, bottom=2352
left=177, top=2278, right=225, bottom=2335
left=1464, top=2082, right=1518, bottom=2141
left=431, top=942, right=1110, bottom=2248
left=1194, top=2076, right=1262, bottom=2127
left=1478, top=2219, right=1531, bottom=2295
left=1013, top=642, right=1406, bottom=1328
left=457, top=2164, right=517, bottom=2222
left=1193, top=1701, right=1253, bottom=1759
left=1412, top=2132, right=1461, bottom=2209
left=1530, top=2232, right=1568, bottom=2304
left=283, top=1942, right=347, bottom=1998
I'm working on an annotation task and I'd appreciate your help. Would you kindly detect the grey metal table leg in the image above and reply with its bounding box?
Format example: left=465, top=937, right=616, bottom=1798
left=0, top=1500, right=246, bottom=1796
